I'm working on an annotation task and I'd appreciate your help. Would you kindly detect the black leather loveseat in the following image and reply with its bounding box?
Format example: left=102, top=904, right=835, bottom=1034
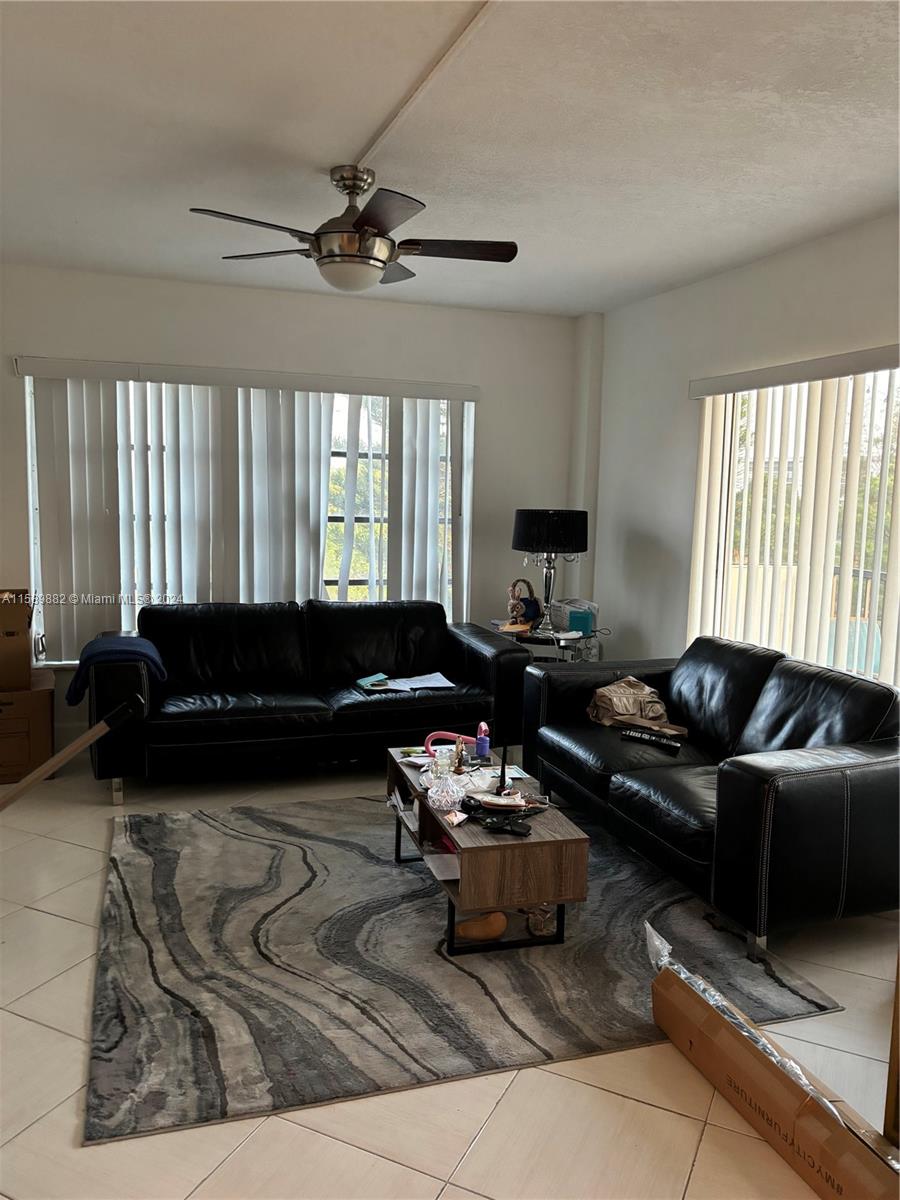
left=87, top=600, right=531, bottom=782
left=523, top=636, right=899, bottom=941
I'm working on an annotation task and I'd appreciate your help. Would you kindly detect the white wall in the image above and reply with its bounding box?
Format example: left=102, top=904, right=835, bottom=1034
left=0, top=265, right=576, bottom=633
left=593, top=213, right=900, bottom=660
left=566, top=313, right=604, bottom=598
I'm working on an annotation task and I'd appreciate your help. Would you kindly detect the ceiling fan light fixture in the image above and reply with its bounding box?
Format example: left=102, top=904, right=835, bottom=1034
left=315, top=255, right=385, bottom=292
left=193, top=164, right=518, bottom=289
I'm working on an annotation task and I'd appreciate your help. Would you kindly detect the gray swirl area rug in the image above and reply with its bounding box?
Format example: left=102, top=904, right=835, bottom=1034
left=85, top=795, right=837, bottom=1143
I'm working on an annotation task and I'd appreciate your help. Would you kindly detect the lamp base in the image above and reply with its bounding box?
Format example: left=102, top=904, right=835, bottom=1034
left=533, top=612, right=556, bottom=636
left=538, top=555, right=558, bottom=635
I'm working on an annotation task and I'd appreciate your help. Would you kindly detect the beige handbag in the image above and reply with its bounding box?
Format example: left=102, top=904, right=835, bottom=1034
left=587, top=676, right=687, bottom=737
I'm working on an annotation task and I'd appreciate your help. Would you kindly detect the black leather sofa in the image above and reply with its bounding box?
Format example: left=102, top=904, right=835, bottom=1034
left=523, top=636, right=899, bottom=941
left=88, top=600, right=531, bottom=782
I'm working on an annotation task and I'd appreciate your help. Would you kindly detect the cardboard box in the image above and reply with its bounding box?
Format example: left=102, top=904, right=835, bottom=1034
left=550, top=598, right=599, bottom=634
left=0, top=589, right=34, bottom=692
left=0, top=668, right=54, bottom=783
left=653, top=966, right=898, bottom=1200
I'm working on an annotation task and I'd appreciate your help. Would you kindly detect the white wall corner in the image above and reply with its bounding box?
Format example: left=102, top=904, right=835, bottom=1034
left=0, top=354, right=30, bottom=580
left=565, top=312, right=603, bottom=601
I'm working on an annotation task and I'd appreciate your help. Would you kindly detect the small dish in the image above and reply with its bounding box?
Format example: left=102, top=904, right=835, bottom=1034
left=472, top=790, right=527, bottom=810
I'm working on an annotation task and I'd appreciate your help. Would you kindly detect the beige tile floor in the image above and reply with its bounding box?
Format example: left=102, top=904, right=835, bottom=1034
left=0, top=760, right=896, bottom=1200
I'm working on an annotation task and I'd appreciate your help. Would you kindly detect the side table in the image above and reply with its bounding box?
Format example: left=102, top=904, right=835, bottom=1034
left=494, top=625, right=603, bottom=663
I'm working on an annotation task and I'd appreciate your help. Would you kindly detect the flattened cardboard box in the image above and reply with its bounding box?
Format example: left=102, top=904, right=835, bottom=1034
left=653, top=967, right=898, bottom=1200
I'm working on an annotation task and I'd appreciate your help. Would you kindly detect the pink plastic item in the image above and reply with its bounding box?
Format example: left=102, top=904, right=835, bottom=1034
left=424, top=731, right=477, bottom=757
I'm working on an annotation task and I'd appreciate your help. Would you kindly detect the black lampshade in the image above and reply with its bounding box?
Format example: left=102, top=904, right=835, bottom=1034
left=512, top=509, right=588, bottom=555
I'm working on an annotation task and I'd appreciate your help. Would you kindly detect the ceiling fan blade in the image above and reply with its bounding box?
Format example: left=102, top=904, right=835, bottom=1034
left=222, top=249, right=311, bottom=260
left=191, top=207, right=314, bottom=241
left=353, top=188, right=425, bottom=235
left=380, top=261, right=416, bottom=285
left=399, top=239, right=518, bottom=263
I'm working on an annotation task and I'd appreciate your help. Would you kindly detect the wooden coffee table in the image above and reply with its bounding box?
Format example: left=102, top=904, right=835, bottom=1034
left=386, top=748, right=589, bottom=955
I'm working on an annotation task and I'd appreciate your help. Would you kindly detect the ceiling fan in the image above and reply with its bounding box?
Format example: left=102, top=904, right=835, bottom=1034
left=191, top=165, right=518, bottom=293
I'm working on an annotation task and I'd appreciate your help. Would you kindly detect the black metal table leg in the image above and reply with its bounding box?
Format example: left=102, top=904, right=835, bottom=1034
left=394, top=813, right=422, bottom=864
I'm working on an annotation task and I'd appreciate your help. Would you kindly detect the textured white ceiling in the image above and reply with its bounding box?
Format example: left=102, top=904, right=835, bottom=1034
left=1, top=1, right=897, bottom=315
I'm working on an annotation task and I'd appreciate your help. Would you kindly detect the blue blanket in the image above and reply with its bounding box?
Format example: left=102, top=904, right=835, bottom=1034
left=66, top=635, right=167, bottom=705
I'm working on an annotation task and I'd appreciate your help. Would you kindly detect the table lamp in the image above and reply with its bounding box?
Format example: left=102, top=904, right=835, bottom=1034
left=512, top=508, right=588, bottom=634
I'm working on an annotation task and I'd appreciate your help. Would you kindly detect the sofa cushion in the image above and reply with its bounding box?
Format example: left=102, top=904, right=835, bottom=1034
left=668, top=637, right=785, bottom=754
left=536, top=723, right=714, bottom=795
left=304, top=599, right=449, bottom=686
left=321, top=682, right=492, bottom=734
left=608, top=766, right=719, bottom=865
left=147, top=690, right=331, bottom=745
left=138, top=603, right=306, bottom=692
left=736, top=659, right=900, bottom=754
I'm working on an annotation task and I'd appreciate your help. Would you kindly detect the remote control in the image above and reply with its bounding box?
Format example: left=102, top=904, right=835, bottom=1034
left=619, top=728, right=682, bottom=754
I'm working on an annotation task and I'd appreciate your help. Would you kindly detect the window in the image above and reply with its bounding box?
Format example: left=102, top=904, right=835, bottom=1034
left=26, top=369, right=475, bottom=661
left=688, top=362, right=900, bottom=684
left=324, top=394, right=389, bottom=601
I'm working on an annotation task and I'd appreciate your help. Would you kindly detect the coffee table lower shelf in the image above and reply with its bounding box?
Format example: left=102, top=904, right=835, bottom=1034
left=443, top=888, right=566, bottom=956
left=394, top=810, right=569, bottom=957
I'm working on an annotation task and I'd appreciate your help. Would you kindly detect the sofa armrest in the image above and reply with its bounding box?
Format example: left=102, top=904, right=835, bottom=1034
left=446, top=623, right=532, bottom=746
left=88, top=660, right=153, bottom=780
left=522, top=658, right=679, bottom=776
left=713, top=741, right=900, bottom=937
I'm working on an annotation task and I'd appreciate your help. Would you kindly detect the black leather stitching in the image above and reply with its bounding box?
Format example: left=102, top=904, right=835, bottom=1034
left=757, top=778, right=778, bottom=934
left=836, top=770, right=850, bottom=919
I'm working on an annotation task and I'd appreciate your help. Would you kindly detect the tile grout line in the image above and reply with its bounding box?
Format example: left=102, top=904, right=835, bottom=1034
left=21, top=903, right=100, bottom=930
left=1, top=949, right=97, bottom=1009
left=438, top=1185, right=493, bottom=1200
left=779, top=953, right=897, bottom=985
left=766, top=1027, right=890, bottom=1065
left=679, top=1108, right=709, bottom=1200
left=703, top=1079, right=767, bottom=1144
left=1, top=1004, right=91, bottom=1045
left=706, top=1119, right=766, bottom=1143
left=769, top=1029, right=892, bottom=1066
left=0, top=860, right=108, bottom=912
left=445, top=1070, right=519, bottom=1185
left=537, top=1063, right=713, bottom=1122
left=0, top=1083, right=86, bottom=1151
left=0, top=816, right=109, bottom=841
left=0, top=827, right=108, bottom=851
left=273, top=1114, right=446, bottom=1184
left=2, top=898, right=101, bottom=926
left=1, top=870, right=105, bottom=926
left=29, top=830, right=111, bottom=852
left=182, top=1119, right=272, bottom=1200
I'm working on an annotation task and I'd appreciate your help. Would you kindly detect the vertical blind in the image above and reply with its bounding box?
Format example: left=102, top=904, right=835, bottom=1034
left=28, top=375, right=475, bottom=661
left=688, top=367, right=900, bottom=683
left=399, top=396, right=474, bottom=617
